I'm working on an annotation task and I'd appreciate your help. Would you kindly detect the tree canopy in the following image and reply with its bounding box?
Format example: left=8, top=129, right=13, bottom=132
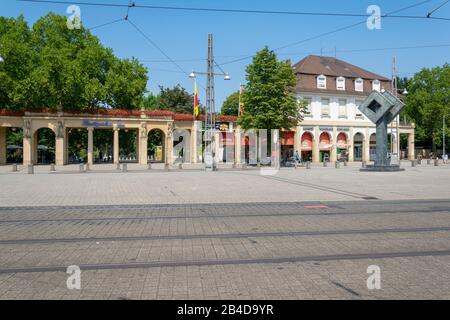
left=221, top=91, right=240, bottom=116
left=237, top=47, right=305, bottom=131
left=0, top=14, right=148, bottom=111
left=142, top=84, right=204, bottom=114
left=404, top=64, right=450, bottom=152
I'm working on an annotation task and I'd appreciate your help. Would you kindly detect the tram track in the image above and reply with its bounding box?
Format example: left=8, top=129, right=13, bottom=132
left=1, top=249, right=449, bottom=274
left=0, top=205, right=448, bottom=224
left=1, top=225, right=450, bottom=245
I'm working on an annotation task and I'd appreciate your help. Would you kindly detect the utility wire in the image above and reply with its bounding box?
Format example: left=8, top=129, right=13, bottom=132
left=140, top=44, right=450, bottom=63
left=427, top=0, right=450, bottom=17
left=89, top=17, right=124, bottom=30
left=126, top=18, right=189, bottom=77
left=17, top=0, right=450, bottom=20
left=218, top=0, right=437, bottom=66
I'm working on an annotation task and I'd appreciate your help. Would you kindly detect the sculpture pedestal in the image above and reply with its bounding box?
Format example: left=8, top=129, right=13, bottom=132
left=360, top=165, right=405, bottom=172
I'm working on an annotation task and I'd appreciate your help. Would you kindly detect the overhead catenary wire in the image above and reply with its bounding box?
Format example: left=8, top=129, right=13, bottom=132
left=17, top=0, right=450, bottom=20
left=140, top=44, right=450, bottom=63
left=217, top=0, right=439, bottom=66
left=427, top=0, right=450, bottom=17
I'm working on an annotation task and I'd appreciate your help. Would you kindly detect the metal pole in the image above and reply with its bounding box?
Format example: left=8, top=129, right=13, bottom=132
left=205, top=33, right=216, bottom=171
left=444, top=113, right=446, bottom=159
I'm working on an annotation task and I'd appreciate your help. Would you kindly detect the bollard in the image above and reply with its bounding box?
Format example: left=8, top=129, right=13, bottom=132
left=418, top=159, right=422, bottom=165
left=411, top=160, right=416, bottom=167
left=362, top=161, right=367, bottom=169
left=12, top=164, right=18, bottom=172
left=27, top=164, right=34, bottom=174
left=335, top=161, right=340, bottom=169
left=427, top=159, right=431, bottom=165
left=434, top=159, right=439, bottom=167
left=50, top=163, right=55, bottom=172
left=148, top=163, right=152, bottom=170
left=344, top=161, right=348, bottom=167
left=122, top=163, right=128, bottom=172
left=306, top=161, right=311, bottom=170
left=79, top=164, right=84, bottom=172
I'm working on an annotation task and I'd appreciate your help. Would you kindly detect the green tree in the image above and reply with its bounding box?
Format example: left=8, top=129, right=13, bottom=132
left=404, top=64, right=450, bottom=152
left=141, top=93, right=160, bottom=110
left=238, top=47, right=305, bottom=131
left=221, top=91, right=240, bottom=116
left=0, top=13, right=148, bottom=111
left=156, top=84, right=204, bottom=114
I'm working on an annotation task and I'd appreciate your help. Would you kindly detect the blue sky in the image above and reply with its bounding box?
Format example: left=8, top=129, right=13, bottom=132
left=1, top=0, right=449, bottom=110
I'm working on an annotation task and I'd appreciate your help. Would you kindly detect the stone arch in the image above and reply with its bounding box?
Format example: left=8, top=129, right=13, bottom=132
left=32, top=127, right=56, bottom=164
left=148, top=128, right=166, bottom=163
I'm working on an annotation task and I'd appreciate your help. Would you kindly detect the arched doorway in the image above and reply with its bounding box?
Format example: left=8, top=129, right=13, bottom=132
left=301, top=132, right=313, bottom=162
left=353, top=133, right=364, bottom=161
left=336, top=132, right=349, bottom=161
left=33, top=128, right=55, bottom=164
left=93, top=129, right=113, bottom=163
left=119, top=129, right=138, bottom=163
left=370, top=133, right=377, bottom=161
left=319, top=132, right=332, bottom=162
left=67, top=128, right=87, bottom=164
left=148, top=129, right=165, bottom=163
left=6, top=127, right=23, bottom=164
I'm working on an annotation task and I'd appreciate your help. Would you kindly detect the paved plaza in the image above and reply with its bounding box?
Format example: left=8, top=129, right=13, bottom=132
left=0, top=162, right=449, bottom=299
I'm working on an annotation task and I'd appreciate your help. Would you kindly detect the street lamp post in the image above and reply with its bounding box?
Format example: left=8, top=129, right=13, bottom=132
left=189, top=34, right=230, bottom=171
left=444, top=112, right=447, bottom=161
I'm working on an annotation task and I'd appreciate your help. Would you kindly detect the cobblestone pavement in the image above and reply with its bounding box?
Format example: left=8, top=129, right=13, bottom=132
left=0, top=162, right=449, bottom=206
left=0, top=199, right=449, bottom=299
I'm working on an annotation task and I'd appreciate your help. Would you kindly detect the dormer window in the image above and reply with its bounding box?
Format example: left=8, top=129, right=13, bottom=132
left=336, top=77, right=345, bottom=91
left=355, top=78, right=363, bottom=92
left=317, top=75, right=326, bottom=89
left=372, top=79, right=381, bottom=92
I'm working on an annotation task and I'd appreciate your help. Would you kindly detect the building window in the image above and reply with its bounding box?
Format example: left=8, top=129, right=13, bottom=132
left=338, top=99, right=347, bottom=118
left=317, top=75, right=326, bottom=89
left=355, top=78, right=363, bottom=92
left=355, top=99, right=364, bottom=118
left=321, top=98, right=330, bottom=117
left=336, top=77, right=345, bottom=91
left=372, top=79, right=381, bottom=92
left=302, top=97, right=312, bottom=116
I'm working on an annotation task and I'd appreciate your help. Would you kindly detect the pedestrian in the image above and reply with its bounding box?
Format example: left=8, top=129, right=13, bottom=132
left=294, top=150, right=301, bottom=169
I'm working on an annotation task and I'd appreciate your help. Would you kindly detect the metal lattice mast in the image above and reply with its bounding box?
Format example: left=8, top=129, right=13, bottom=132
left=205, top=33, right=216, bottom=170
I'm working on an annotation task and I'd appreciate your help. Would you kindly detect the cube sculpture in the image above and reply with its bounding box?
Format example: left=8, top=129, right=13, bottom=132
left=359, top=90, right=405, bottom=172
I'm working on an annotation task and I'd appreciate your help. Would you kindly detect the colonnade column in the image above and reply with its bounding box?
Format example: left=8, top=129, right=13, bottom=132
left=348, top=129, right=354, bottom=162
left=0, top=127, right=6, bottom=165
left=294, top=126, right=301, bottom=155
left=165, top=125, right=173, bottom=165
left=55, top=122, right=66, bottom=166
left=235, top=128, right=242, bottom=165
left=113, top=127, right=119, bottom=164
left=191, top=121, right=200, bottom=164
left=330, top=128, right=337, bottom=162
left=138, top=124, right=148, bottom=165
left=312, top=139, right=320, bottom=163
left=87, top=127, right=94, bottom=165
left=23, top=121, right=32, bottom=166
left=408, top=132, right=415, bottom=160
left=363, top=138, right=370, bottom=162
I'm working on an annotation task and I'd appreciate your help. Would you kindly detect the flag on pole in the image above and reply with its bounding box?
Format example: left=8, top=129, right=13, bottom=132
left=239, top=83, right=244, bottom=116
left=194, top=80, right=199, bottom=118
